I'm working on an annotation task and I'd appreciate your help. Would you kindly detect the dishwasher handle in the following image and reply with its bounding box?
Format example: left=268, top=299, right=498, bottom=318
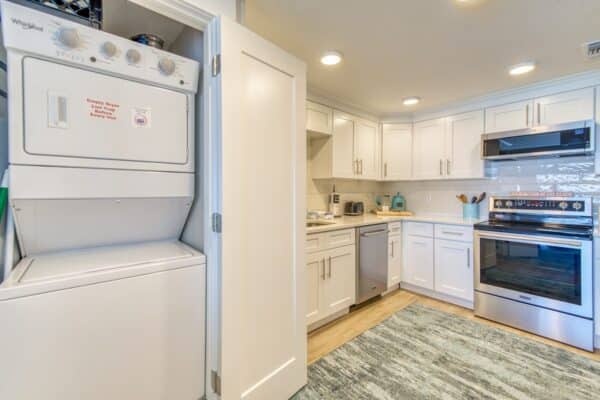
left=360, top=229, right=390, bottom=238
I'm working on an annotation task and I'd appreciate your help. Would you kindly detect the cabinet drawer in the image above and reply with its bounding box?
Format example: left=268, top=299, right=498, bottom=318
left=307, top=228, right=355, bottom=253
left=404, top=222, right=433, bottom=238
left=434, top=224, right=473, bottom=242
left=388, top=222, right=402, bottom=237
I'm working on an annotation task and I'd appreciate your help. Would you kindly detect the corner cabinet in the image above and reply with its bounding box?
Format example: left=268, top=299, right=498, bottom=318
left=412, top=110, right=484, bottom=180
left=310, top=110, right=379, bottom=180
left=381, top=124, right=412, bottom=181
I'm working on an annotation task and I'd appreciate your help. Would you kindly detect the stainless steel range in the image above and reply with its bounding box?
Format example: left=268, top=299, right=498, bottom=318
left=474, top=195, right=594, bottom=351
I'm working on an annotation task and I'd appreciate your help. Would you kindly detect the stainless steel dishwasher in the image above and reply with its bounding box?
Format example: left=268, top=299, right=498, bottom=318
left=356, top=224, right=389, bottom=304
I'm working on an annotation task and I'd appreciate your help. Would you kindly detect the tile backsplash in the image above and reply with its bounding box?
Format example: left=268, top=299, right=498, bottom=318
left=308, top=154, right=600, bottom=221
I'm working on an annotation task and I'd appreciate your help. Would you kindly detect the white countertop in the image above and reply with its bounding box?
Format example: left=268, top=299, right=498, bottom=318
left=306, top=213, right=485, bottom=234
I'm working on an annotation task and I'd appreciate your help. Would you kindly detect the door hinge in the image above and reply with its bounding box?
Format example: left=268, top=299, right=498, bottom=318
left=211, top=370, right=221, bottom=396
left=212, top=54, right=221, bottom=77
left=212, top=212, right=222, bottom=233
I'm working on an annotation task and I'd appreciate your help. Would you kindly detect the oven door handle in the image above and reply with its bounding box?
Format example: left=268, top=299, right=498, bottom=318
left=475, top=231, right=584, bottom=248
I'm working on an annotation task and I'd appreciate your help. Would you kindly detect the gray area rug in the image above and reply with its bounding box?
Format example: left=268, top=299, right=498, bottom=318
left=293, top=303, right=600, bottom=399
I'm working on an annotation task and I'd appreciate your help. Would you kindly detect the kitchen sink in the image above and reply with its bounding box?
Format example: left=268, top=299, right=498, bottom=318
left=306, top=219, right=337, bottom=227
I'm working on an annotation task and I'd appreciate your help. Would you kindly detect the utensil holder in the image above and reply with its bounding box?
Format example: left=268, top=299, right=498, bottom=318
left=462, top=203, right=479, bottom=219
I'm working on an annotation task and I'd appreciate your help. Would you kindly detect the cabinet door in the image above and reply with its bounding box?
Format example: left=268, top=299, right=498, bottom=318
left=434, top=239, right=473, bottom=302
left=332, top=112, right=356, bottom=178
left=354, top=118, right=379, bottom=179
left=388, top=235, right=402, bottom=289
left=445, top=110, right=484, bottom=179
left=322, top=245, right=356, bottom=316
left=534, top=88, right=595, bottom=126
left=306, top=253, right=325, bottom=325
left=306, top=101, right=333, bottom=136
left=381, top=123, right=412, bottom=180
left=412, top=118, right=446, bottom=179
left=402, top=234, right=434, bottom=290
left=484, top=99, right=533, bottom=133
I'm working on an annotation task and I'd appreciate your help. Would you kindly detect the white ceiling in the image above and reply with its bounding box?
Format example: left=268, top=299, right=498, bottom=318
left=245, top=0, right=600, bottom=117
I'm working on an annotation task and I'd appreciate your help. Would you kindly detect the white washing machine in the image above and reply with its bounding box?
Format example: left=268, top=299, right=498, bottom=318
left=0, top=2, right=206, bottom=399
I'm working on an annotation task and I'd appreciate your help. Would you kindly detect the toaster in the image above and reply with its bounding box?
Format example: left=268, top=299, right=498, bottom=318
left=344, top=201, right=364, bottom=216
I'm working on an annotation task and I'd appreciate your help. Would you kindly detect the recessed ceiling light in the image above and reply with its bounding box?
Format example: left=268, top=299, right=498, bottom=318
left=320, top=51, right=343, bottom=66
left=403, top=96, right=421, bottom=106
left=509, top=62, right=536, bottom=76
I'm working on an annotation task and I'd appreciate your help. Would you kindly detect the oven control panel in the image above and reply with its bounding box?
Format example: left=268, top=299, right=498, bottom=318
left=490, top=197, right=591, bottom=215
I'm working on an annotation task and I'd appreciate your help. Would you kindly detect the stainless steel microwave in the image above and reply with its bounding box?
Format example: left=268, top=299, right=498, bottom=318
left=481, top=120, right=595, bottom=160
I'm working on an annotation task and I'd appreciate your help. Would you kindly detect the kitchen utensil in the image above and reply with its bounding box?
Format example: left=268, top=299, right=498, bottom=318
left=456, top=194, right=468, bottom=204
left=476, top=192, right=487, bottom=204
left=471, top=196, right=477, bottom=204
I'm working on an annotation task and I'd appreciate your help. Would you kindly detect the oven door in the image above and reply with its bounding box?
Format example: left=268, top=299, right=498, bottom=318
left=474, top=230, right=593, bottom=318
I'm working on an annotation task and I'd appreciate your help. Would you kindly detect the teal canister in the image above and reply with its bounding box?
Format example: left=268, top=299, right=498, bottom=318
left=462, top=203, right=479, bottom=219
left=390, top=193, right=405, bottom=211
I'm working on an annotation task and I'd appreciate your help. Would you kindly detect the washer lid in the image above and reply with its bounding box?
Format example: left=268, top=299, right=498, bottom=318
left=18, top=240, right=198, bottom=284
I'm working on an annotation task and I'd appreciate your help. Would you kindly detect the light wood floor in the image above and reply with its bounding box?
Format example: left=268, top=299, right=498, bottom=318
left=307, top=289, right=600, bottom=365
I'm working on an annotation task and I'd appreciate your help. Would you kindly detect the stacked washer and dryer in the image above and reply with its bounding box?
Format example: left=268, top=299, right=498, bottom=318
left=0, top=2, right=206, bottom=399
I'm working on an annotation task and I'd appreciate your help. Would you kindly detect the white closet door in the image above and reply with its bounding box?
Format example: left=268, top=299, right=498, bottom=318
left=208, top=17, right=307, bottom=400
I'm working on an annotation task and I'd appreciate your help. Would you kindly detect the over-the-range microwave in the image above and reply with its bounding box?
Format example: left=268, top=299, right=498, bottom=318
left=481, top=119, right=595, bottom=160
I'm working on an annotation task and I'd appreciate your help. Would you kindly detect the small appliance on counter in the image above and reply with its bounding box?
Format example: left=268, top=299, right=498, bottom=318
left=344, top=201, right=364, bottom=216
left=328, top=184, right=342, bottom=217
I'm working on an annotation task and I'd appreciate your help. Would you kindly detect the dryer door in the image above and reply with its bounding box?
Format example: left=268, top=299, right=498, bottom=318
left=20, top=57, right=191, bottom=170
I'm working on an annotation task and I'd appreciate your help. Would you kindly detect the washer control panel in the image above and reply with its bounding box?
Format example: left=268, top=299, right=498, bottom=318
left=1, top=1, right=200, bottom=93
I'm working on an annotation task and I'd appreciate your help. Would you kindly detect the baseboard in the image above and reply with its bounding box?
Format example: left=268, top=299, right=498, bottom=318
left=400, top=282, right=474, bottom=310
left=307, top=308, right=349, bottom=332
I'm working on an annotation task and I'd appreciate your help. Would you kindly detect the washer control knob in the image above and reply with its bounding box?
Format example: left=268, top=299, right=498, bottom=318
left=158, top=57, right=176, bottom=76
left=126, top=49, right=142, bottom=64
left=57, top=27, right=80, bottom=48
left=101, top=41, right=117, bottom=58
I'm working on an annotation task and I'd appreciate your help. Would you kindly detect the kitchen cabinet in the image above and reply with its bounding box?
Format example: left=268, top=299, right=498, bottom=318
left=388, top=222, right=402, bottom=289
left=412, top=118, right=446, bottom=179
left=381, top=123, right=412, bottom=180
left=484, top=88, right=595, bottom=134
left=534, top=87, right=595, bottom=126
left=403, top=233, right=434, bottom=290
left=445, top=110, right=484, bottom=179
left=434, top=239, right=473, bottom=302
left=311, top=110, right=379, bottom=180
left=412, top=111, right=483, bottom=180
left=306, top=229, right=356, bottom=328
left=484, top=99, right=533, bottom=133
left=306, top=100, right=333, bottom=137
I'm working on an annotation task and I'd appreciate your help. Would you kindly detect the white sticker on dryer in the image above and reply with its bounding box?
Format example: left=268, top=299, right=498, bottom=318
left=132, top=107, right=152, bottom=128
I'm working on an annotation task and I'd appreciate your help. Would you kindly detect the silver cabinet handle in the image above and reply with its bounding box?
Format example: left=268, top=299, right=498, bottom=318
left=467, top=248, right=470, bottom=268
left=391, top=240, right=395, bottom=257
left=384, top=162, right=388, bottom=177
left=321, top=259, right=326, bottom=280
left=446, top=159, right=451, bottom=176
left=439, top=159, right=443, bottom=176
left=537, top=102, right=541, bottom=125
left=360, top=159, right=363, bottom=175
left=442, top=231, right=463, bottom=236
left=328, top=256, right=332, bottom=278
left=525, top=103, right=530, bottom=126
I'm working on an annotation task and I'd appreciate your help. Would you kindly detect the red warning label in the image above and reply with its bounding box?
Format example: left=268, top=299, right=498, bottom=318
left=87, top=98, right=120, bottom=120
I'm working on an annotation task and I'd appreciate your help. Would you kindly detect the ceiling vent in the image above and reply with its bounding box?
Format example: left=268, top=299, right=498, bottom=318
left=583, top=40, right=600, bottom=60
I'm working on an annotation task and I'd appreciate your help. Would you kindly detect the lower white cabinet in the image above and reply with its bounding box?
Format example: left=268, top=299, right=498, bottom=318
left=434, top=239, right=473, bottom=302
left=403, top=234, right=434, bottom=290
left=388, top=229, right=402, bottom=289
left=306, top=243, right=356, bottom=326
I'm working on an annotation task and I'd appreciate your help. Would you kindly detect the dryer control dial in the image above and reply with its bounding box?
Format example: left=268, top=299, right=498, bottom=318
left=57, top=27, right=81, bottom=49
left=126, top=49, right=142, bottom=64
left=158, top=57, right=176, bottom=76
left=101, top=41, right=117, bottom=58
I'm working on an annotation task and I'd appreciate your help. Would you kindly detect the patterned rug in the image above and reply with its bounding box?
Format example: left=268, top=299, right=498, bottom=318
left=293, top=303, right=600, bottom=400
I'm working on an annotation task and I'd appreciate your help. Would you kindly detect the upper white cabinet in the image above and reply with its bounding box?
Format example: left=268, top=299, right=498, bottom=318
left=485, top=88, right=595, bottom=133
left=311, top=110, right=379, bottom=180
left=412, top=118, right=446, bottom=179
left=306, top=100, right=333, bottom=136
left=534, top=88, right=595, bottom=126
left=381, top=124, right=412, bottom=181
left=445, top=110, right=484, bottom=179
left=413, top=111, right=483, bottom=180
left=484, top=99, right=533, bottom=133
